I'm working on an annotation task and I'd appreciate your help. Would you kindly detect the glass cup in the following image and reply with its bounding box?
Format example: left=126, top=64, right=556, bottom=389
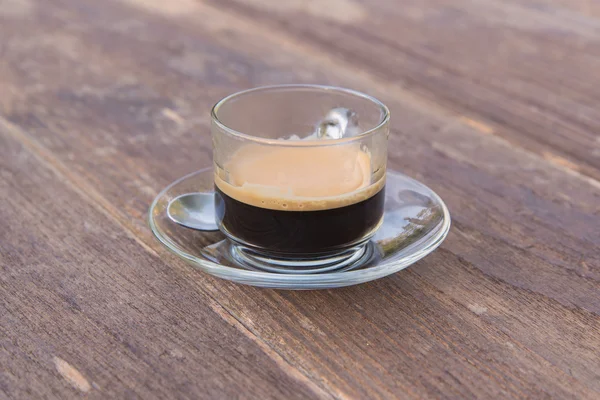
left=211, top=85, right=390, bottom=270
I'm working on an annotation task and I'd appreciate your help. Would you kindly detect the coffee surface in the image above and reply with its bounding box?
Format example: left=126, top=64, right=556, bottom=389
left=215, top=144, right=384, bottom=211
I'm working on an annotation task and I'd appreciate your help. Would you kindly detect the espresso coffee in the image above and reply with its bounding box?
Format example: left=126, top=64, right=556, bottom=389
left=214, top=144, right=385, bottom=254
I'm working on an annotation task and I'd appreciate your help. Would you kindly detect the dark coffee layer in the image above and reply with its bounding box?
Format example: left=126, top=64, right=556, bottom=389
left=215, top=185, right=385, bottom=254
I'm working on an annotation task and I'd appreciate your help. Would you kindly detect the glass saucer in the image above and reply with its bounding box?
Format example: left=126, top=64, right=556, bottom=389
left=148, top=168, right=450, bottom=289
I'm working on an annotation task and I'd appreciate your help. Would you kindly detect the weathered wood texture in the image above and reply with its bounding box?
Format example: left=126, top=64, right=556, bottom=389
left=0, top=131, right=326, bottom=399
left=212, top=0, right=600, bottom=180
left=0, top=0, right=599, bottom=399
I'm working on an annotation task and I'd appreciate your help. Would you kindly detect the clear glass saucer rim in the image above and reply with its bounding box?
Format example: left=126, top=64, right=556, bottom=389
left=148, top=168, right=451, bottom=286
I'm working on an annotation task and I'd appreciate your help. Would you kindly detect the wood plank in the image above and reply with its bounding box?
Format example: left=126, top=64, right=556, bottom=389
left=1, top=0, right=600, bottom=398
left=207, top=0, right=600, bottom=180
left=491, top=0, right=600, bottom=22
left=0, top=130, right=328, bottom=398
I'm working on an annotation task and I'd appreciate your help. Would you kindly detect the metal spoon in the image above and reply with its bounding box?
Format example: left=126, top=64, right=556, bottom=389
left=317, top=107, right=359, bottom=139
left=168, top=107, right=357, bottom=231
left=167, top=192, right=219, bottom=231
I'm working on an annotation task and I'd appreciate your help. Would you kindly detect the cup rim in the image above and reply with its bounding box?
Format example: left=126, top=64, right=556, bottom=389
left=210, top=84, right=390, bottom=146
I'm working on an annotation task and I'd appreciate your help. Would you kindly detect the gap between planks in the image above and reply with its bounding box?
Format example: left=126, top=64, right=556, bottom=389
left=0, top=116, right=339, bottom=400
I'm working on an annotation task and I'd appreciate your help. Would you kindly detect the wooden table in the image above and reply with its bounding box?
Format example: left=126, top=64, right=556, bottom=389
left=1, top=0, right=599, bottom=398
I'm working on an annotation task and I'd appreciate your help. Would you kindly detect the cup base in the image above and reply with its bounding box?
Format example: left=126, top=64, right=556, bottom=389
left=201, top=240, right=378, bottom=275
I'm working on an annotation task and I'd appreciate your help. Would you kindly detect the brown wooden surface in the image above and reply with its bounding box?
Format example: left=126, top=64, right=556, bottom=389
left=1, top=0, right=599, bottom=398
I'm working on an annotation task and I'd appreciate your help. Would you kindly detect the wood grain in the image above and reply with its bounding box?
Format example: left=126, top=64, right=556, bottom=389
left=1, top=0, right=599, bottom=398
left=0, top=130, right=327, bottom=398
left=210, top=0, right=600, bottom=180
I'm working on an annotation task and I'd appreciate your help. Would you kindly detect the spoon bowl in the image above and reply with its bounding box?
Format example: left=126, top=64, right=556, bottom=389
left=167, top=192, right=219, bottom=231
